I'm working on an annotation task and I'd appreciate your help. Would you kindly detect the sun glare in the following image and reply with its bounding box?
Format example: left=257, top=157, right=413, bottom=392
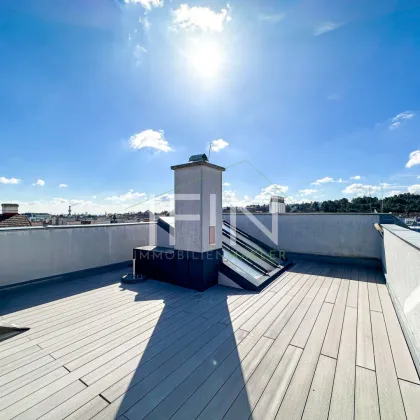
left=188, top=41, right=223, bottom=78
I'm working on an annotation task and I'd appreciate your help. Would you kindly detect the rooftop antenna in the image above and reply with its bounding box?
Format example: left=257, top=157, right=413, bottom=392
left=208, top=142, right=212, bottom=162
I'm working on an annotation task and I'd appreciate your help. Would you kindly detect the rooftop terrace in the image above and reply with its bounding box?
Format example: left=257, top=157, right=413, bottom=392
left=1, top=260, right=419, bottom=420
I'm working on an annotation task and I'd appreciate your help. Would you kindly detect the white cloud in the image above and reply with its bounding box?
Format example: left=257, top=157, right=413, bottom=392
left=259, top=14, right=285, bottom=23
left=129, top=129, right=172, bottom=152
left=389, top=111, right=414, bottom=130
left=105, top=190, right=146, bottom=202
left=33, top=179, right=45, bottom=187
left=336, top=178, right=348, bottom=183
left=223, top=182, right=231, bottom=186
left=92, top=196, right=97, bottom=199
left=406, top=150, right=420, bottom=168
left=350, top=175, right=361, bottom=180
left=0, top=177, right=21, bottom=184
left=342, top=183, right=379, bottom=196
left=172, top=4, right=231, bottom=32
left=299, top=189, right=318, bottom=196
left=314, top=22, right=343, bottom=36
left=211, top=139, right=229, bottom=152
left=311, top=177, right=335, bottom=185
left=386, top=190, right=404, bottom=197
left=342, top=183, right=403, bottom=197
left=222, top=184, right=288, bottom=207
left=59, top=184, right=68, bottom=188
left=222, top=190, right=253, bottom=208
left=408, top=184, right=420, bottom=194
left=254, top=184, right=288, bottom=203
left=123, top=0, right=163, bottom=10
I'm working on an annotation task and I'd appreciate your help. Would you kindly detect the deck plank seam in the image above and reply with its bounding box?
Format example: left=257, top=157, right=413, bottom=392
left=292, top=301, right=335, bottom=420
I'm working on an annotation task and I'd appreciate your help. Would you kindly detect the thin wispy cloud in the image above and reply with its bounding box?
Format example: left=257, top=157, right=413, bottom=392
left=299, top=189, right=318, bottom=196
left=122, top=0, right=163, bottom=10
left=59, top=184, right=68, bottom=188
left=211, top=139, right=229, bottom=152
left=129, top=129, right=172, bottom=152
left=350, top=175, right=361, bottom=180
left=259, top=13, right=285, bottom=23
left=223, top=182, right=231, bottom=186
left=172, top=4, right=231, bottom=32
left=408, top=184, right=420, bottom=194
left=314, top=21, right=343, bottom=36
left=342, top=182, right=405, bottom=197
left=105, top=189, right=146, bottom=202
left=406, top=150, right=420, bottom=168
left=33, top=179, right=45, bottom=187
left=389, top=111, right=415, bottom=130
left=0, top=177, right=21, bottom=184
left=311, top=176, right=335, bottom=185
left=311, top=176, right=349, bottom=185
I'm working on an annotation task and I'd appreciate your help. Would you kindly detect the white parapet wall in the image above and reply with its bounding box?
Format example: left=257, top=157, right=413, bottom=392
left=0, top=223, right=156, bottom=288
left=223, top=213, right=382, bottom=260
left=382, top=224, right=420, bottom=373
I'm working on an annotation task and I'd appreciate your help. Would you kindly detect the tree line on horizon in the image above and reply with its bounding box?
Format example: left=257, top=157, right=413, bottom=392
left=223, top=193, right=420, bottom=215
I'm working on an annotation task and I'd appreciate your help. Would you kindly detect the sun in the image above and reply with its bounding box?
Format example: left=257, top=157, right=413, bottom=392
left=187, top=40, right=223, bottom=78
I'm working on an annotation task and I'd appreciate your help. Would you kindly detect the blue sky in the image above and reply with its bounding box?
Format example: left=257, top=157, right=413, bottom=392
left=1, top=0, right=420, bottom=214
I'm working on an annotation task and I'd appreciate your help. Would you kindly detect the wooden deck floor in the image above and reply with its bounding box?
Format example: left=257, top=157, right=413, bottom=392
left=0, top=261, right=419, bottom=420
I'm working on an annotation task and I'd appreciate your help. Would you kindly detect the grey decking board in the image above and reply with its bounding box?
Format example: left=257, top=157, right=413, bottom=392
left=0, top=345, right=42, bottom=369
left=371, top=310, right=406, bottom=420
left=347, top=270, right=359, bottom=308
left=264, top=270, right=319, bottom=339
left=290, top=273, right=332, bottom=348
left=167, top=330, right=269, bottom=420
left=46, top=292, right=254, bottom=420
left=223, top=345, right=301, bottom=420
left=0, top=355, right=55, bottom=386
left=0, top=367, right=69, bottom=411
left=194, top=337, right=274, bottom=420
left=142, top=330, right=250, bottom=420
left=12, top=380, right=86, bottom=420
left=59, top=293, right=206, bottom=370
left=53, top=323, right=231, bottom=420
left=244, top=345, right=302, bottom=420
left=0, top=308, right=221, bottom=416
left=1, top=262, right=418, bottom=420
left=367, top=269, right=382, bottom=312
left=123, top=329, right=249, bottom=420
left=274, top=302, right=333, bottom=420
left=325, top=273, right=342, bottom=304
left=399, top=379, right=420, bottom=420
left=357, top=278, right=375, bottom=370
left=61, top=308, right=191, bottom=370
left=42, top=292, right=215, bottom=353
left=3, top=317, right=224, bottom=420
left=0, top=275, right=122, bottom=319
left=377, top=283, right=420, bottom=384
left=321, top=276, right=349, bottom=359
left=301, top=354, right=336, bottom=420
left=328, top=306, right=357, bottom=420
left=355, top=366, right=380, bottom=420
left=65, top=396, right=109, bottom=420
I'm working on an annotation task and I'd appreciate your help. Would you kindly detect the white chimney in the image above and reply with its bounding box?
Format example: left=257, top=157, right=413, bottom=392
left=269, top=196, right=286, bottom=214
left=2, top=203, right=19, bottom=215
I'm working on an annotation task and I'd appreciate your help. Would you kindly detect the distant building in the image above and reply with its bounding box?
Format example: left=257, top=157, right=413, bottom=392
left=0, top=204, right=32, bottom=228
left=24, top=212, right=51, bottom=223
left=269, top=196, right=286, bottom=213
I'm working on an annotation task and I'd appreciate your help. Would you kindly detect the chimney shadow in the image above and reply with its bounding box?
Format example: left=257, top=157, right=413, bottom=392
left=93, top=278, right=256, bottom=420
